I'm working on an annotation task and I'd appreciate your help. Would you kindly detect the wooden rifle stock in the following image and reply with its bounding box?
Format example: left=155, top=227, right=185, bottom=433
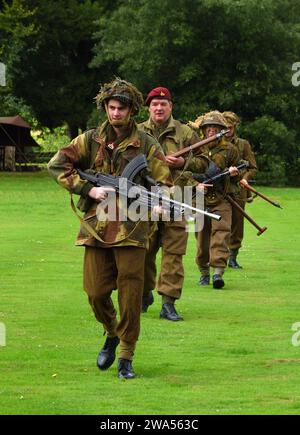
left=226, top=195, right=267, bottom=236
left=169, top=129, right=230, bottom=158
left=240, top=183, right=283, bottom=209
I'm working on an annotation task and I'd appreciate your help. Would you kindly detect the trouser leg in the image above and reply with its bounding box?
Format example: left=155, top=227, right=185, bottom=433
left=114, top=246, right=146, bottom=360
left=158, top=253, right=184, bottom=300
left=229, top=197, right=245, bottom=251
left=84, top=246, right=146, bottom=361
left=143, top=227, right=160, bottom=296
left=83, top=246, right=118, bottom=337
left=195, top=216, right=211, bottom=275
left=209, top=200, right=232, bottom=271
left=157, top=221, right=188, bottom=301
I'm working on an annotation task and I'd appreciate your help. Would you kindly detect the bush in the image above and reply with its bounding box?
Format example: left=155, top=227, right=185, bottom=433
left=238, top=116, right=299, bottom=186
left=32, top=126, right=70, bottom=152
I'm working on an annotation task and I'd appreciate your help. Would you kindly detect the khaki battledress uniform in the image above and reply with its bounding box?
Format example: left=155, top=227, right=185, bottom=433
left=195, top=138, right=240, bottom=275
left=139, top=116, right=208, bottom=301
left=228, top=136, right=257, bottom=251
left=48, top=120, right=172, bottom=360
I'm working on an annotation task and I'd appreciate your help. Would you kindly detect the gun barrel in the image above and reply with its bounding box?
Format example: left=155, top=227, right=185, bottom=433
left=164, top=197, right=222, bottom=221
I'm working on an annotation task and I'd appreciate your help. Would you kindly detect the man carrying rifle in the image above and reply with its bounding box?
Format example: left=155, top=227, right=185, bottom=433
left=47, top=78, right=172, bottom=379
left=222, top=111, right=258, bottom=269
left=194, top=111, right=241, bottom=289
left=138, top=87, right=209, bottom=320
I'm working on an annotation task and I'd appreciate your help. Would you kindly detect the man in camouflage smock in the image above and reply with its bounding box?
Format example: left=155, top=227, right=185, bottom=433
left=194, top=111, right=241, bottom=289
left=138, top=87, right=209, bottom=321
left=48, top=78, right=172, bottom=379
left=222, top=111, right=258, bottom=269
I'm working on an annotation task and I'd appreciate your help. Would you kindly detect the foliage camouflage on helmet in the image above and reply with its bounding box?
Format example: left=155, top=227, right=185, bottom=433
left=186, top=120, right=200, bottom=131
left=190, top=114, right=205, bottom=129
left=95, top=77, right=144, bottom=115
left=222, top=111, right=241, bottom=127
left=200, top=110, right=228, bottom=129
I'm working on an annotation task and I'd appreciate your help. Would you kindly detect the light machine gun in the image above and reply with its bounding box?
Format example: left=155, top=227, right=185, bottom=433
left=77, top=154, right=221, bottom=221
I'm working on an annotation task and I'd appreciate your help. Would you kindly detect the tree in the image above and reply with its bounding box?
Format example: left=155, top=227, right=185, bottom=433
left=0, top=0, right=111, bottom=138
left=0, top=0, right=37, bottom=121
left=91, top=0, right=300, bottom=185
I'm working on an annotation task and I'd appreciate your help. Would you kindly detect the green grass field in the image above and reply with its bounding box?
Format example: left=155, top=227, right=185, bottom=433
left=0, top=171, right=300, bottom=415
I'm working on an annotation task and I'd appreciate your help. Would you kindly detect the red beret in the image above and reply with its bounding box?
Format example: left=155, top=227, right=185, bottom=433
left=145, top=87, right=172, bottom=106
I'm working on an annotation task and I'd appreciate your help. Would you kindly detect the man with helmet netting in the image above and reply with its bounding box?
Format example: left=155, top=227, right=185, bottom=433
left=48, top=77, right=172, bottom=379
left=192, top=110, right=242, bottom=289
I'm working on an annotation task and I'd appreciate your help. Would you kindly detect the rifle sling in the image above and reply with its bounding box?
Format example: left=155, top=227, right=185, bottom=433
left=70, top=194, right=144, bottom=245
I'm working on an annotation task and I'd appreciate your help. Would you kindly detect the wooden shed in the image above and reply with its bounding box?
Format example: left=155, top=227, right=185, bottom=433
left=0, top=115, right=40, bottom=170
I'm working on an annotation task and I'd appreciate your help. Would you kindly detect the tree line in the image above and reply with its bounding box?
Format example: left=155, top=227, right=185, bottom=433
left=0, top=0, right=300, bottom=185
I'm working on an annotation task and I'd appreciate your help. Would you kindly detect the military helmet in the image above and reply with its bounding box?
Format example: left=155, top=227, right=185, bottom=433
left=95, top=77, right=144, bottom=115
left=222, top=111, right=240, bottom=127
left=200, top=110, right=228, bottom=129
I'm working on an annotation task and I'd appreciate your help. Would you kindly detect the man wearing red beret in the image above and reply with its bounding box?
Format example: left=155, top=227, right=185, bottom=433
left=139, top=87, right=208, bottom=321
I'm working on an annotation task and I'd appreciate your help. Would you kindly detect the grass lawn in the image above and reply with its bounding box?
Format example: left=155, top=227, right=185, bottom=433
left=0, top=170, right=300, bottom=415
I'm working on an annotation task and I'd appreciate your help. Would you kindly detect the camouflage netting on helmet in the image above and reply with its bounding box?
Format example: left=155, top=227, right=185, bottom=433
left=189, top=114, right=205, bottom=129
left=199, top=110, right=228, bottom=128
left=95, top=77, right=144, bottom=116
left=222, top=111, right=241, bottom=127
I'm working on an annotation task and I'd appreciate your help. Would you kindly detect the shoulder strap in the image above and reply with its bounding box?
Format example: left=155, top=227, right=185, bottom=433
left=82, top=128, right=100, bottom=168
left=70, top=194, right=145, bottom=245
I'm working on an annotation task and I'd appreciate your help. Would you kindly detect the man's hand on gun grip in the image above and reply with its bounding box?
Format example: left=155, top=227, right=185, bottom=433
left=88, top=186, right=115, bottom=202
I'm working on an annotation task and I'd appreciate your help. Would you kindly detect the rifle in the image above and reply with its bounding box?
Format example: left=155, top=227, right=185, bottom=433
left=168, top=129, right=230, bottom=158
left=192, top=162, right=249, bottom=184
left=77, top=154, right=221, bottom=221
left=240, top=183, right=283, bottom=209
left=226, top=195, right=267, bottom=236
left=191, top=162, right=268, bottom=236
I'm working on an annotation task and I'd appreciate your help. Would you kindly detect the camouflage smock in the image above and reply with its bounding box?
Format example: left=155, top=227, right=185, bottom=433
left=231, top=135, right=257, bottom=181
left=47, top=120, right=172, bottom=248
left=201, top=137, right=241, bottom=205
left=230, top=135, right=258, bottom=200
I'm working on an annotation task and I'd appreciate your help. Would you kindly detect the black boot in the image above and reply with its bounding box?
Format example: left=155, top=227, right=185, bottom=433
left=160, top=303, right=183, bottom=321
left=118, top=358, right=135, bottom=379
left=198, top=274, right=210, bottom=286
left=228, top=249, right=242, bottom=269
left=213, top=274, right=225, bottom=289
left=97, top=336, right=120, bottom=370
left=141, top=291, right=154, bottom=313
